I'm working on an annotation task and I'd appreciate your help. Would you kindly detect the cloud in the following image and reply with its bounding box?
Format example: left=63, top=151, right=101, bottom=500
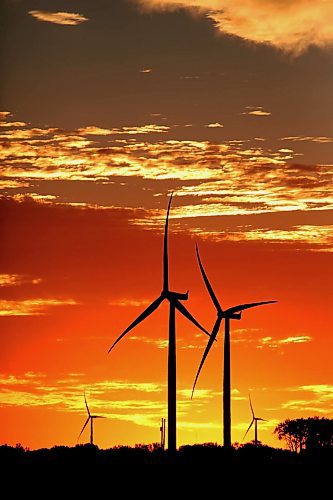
left=215, top=225, right=333, bottom=248
left=77, top=124, right=169, bottom=136
left=0, top=121, right=27, bottom=128
left=135, top=0, right=333, bottom=53
left=0, top=372, right=46, bottom=386
left=281, top=136, right=333, bottom=143
left=241, top=107, right=271, bottom=116
left=129, top=335, right=169, bottom=349
left=205, top=122, right=224, bottom=128
left=0, top=298, right=77, bottom=316
left=279, top=384, right=333, bottom=414
left=109, top=299, right=151, bottom=307
left=28, top=11, right=88, bottom=26
left=257, top=335, right=312, bottom=349
left=0, top=274, right=42, bottom=287
left=1, top=111, right=332, bottom=250
left=0, top=372, right=221, bottom=429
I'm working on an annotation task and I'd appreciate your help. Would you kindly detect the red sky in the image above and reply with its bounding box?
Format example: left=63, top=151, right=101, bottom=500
left=0, top=0, right=332, bottom=449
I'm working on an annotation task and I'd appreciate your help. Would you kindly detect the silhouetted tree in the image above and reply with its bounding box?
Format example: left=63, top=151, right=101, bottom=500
left=274, top=417, right=333, bottom=452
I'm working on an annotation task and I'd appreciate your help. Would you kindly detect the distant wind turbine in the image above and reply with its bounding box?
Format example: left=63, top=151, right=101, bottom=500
left=192, top=244, right=276, bottom=448
left=243, top=394, right=267, bottom=446
left=78, top=393, right=105, bottom=445
left=108, top=193, right=210, bottom=454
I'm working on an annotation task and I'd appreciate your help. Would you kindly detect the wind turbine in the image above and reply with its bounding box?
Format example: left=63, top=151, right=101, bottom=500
left=108, top=193, right=210, bottom=454
left=78, top=393, right=105, bottom=445
left=192, top=244, right=276, bottom=448
left=243, top=394, right=267, bottom=446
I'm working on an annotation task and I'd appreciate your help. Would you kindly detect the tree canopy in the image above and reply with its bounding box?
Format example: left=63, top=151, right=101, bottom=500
left=274, top=417, right=333, bottom=452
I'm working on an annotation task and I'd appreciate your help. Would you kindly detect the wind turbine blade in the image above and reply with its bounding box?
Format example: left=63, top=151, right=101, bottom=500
left=243, top=419, right=254, bottom=441
left=226, top=300, right=277, bottom=316
left=249, top=393, right=254, bottom=418
left=78, top=417, right=90, bottom=440
left=84, top=392, right=90, bottom=417
left=93, top=416, right=106, bottom=419
left=195, top=244, right=222, bottom=313
left=163, top=193, right=173, bottom=292
left=175, top=300, right=210, bottom=337
left=191, top=316, right=222, bottom=399
left=108, top=295, right=164, bottom=353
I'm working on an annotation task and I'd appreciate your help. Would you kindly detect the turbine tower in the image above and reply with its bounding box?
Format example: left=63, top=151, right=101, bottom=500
left=108, top=194, right=210, bottom=454
left=192, top=244, right=276, bottom=448
left=78, top=393, right=105, bottom=445
left=160, top=418, right=166, bottom=449
left=243, top=394, right=267, bottom=446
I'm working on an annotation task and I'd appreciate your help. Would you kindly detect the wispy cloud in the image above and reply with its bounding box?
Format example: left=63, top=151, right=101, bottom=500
left=214, top=225, right=333, bottom=248
left=0, top=372, right=223, bottom=429
left=281, top=136, right=333, bottom=144
left=241, top=107, right=271, bottom=116
left=108, top=299, right=151, bottom=307
left=1, top=111, right=332, bottom=250
left=257, top=335, right=312, bottom=349
left=232, top=332, right=312, bottom=349
left=0, top=298, right=77, bottom=316
left=205, top=122, right=224, bottom=128
left=0, top=274, right=42, bottom=287
left=281, top=384, right=333, bottom=414
left=129, top=335, right=169, bottom=349
left=29, top=11, right=88, bottom=26
left=135, top=0, right=333, bottom=54
left=77, top=124, right=170, bottom=135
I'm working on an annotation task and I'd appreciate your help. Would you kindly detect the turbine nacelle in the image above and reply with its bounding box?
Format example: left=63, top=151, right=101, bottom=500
left=218, top=310, right=242, bottom=320
left=165, top=290, right=189, bottom=302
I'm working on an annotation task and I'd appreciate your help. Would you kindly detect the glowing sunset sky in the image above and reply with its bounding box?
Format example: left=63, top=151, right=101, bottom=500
left=0, top=0, right=332, bottom=449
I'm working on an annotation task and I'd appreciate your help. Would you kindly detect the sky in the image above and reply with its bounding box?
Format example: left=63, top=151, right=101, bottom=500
left=0, top=0, right=332, bottom=450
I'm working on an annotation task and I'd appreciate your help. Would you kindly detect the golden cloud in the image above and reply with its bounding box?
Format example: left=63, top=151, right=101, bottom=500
left=135, top=0, right=333, bottom=53
left=205, top=225, right=333, bottom=248
left=28, top=10, right=88, bottom=26
left=0, top=372, right=221, bottom=429
left=77, top=124, right=170, bottom=135
left=109, top=298, right=151, bottom=307
left=206, top=122, right=224, bottom=128
left=257, top=335, right=312, bottom=349
left=1, top=111, right=332, bottom=249
left=0, top=274, right=42, bottom=287
left=282, top=136, right=333, bottom=143
left=0, top=298, right=77, bottom=316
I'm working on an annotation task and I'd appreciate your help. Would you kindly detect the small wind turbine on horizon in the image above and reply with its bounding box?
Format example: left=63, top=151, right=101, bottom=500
left=108, top=193, right=210, bottom=454
left=78, top=393, right=105, bottom=445
left=243, top=394, right=267, bottom=446
left=191, top=244, right=276, bottom=448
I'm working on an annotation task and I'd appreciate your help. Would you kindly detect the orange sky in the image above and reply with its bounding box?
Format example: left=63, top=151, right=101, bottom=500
left=0, top=0, right=332, bottom=450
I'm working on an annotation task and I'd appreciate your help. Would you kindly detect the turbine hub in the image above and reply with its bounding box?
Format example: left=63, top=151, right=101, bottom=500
left=167, top=290, right=189, bottom=301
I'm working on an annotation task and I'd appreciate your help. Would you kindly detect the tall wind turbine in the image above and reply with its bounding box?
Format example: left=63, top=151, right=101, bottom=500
left=108, top=194, right=210, bottom=454
left=243, top=394, right=267, bottom=446
left=78, top=393, right=105, bottom=445
left=192, top=244, right=276, bottom=448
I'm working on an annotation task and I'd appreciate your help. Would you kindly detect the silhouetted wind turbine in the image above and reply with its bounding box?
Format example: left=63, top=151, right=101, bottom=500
left=108, top=193, right=210, bottom=454
left=192, top=244, right=276, bottom=448
left=243, top=394, right=267, bottom=446
left=78, top=393, right=105, bottom=445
